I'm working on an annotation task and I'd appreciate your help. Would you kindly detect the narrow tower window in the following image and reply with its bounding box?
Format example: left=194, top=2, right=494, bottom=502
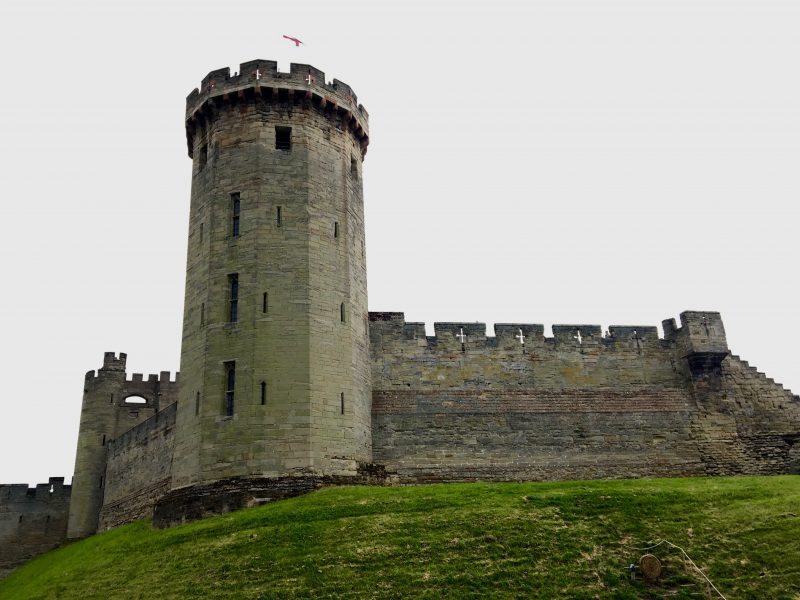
left=276, top=206, right=282, bottom=227
left=340, top=302, right=346, bottom=323
left=101, top=434, right=106, bottom=446
left=199, top=144, right=208, bottom=169
left=275, top=126, right=291, bottom=151
left=224, top=361, right=236, bottom=416
left=99, top=476, right=104, bottom=489
left=200, top=303, right=205, bottom=326
left=340, top=392, right=345, bottom=415
left=350, top=156, right=358, bottom=178
left=228, top=274, right=239, bottom=322
left=334, top=221, right=339, bottom=239
left=199, top=222, right=204, bottom=243
left=262, top=292, right=268, bottom=314
left=231, top=193, right=241, bottom=237
left=195, top=391, right=201, bottom=416
left=260, top=381, right=267, bottom=405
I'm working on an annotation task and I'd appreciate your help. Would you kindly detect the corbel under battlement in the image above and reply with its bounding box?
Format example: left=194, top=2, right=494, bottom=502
left=185, top=60, right=369, bottom=158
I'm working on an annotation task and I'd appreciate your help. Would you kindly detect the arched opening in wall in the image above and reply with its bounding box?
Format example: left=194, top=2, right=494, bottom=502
left=124, top=395, right=148, bottom=405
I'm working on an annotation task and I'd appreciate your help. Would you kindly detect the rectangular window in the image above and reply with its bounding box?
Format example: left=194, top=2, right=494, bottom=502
left=228, top=274, right=239, bottom=322
left=195, top=392, right=201, bottom=416
left=275, top=126, right=291, bottom=151
left=199, top=144, right=208, bottom=168
left=340, top=392, right=345, bottom=415
left=334, top=221, right=339, bottom=239
left=260, top=381, right=267, bottom=405
left=199, top=222, right=204, bottom=243
left=231, top=193, right=240, bottom=237
left=350, top=156, right=358, bottom=178
left=262, top=292, right=268, bottom=314
left=224, top=361, right=236, bottom=416
left=276, top=206, right=282, bottom=227
left=200, top=302, right=205, bottom=326
left=340, top=302, right=346, bottom=323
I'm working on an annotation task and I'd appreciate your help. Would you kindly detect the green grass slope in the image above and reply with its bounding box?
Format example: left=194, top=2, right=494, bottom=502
left=2, top=476, right=799, bottom=599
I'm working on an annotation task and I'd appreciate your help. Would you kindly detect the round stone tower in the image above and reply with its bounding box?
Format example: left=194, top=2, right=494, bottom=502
left=169, top=60, right=371, bottom=491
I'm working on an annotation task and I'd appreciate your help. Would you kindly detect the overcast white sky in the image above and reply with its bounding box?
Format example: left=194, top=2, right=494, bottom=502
left=1, top=0, right=798, bottom=484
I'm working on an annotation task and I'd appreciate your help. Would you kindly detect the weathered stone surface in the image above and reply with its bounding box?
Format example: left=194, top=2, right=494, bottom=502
left=690, top=354, right=800, bottom=475
left=99, top=403, right=177, bottom=530
left=171, top=60, right=371, bottom=491
left=153, top=466, right=386, bottom=529
left=3, top=59, right=799, bottom=576
left=66, top=352, right=179, bottom=539
left=368, top=312, right=800, bottom=482
left=0, top=478, right=70, bottom=578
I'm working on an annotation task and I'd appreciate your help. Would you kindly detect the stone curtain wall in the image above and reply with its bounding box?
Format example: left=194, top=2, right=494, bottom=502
left=5, top=309, right=795, bottom=569
left=99, top=403, right=177, bottom=530
left=690, top=355, right=800, bottom=475
left=373, top=389, right=704, bottom=482
left=368, top=312, right=800, bottom=481
left=0, top=478, right=70, bottom=579
left=90, top=310, right=799, bottom=531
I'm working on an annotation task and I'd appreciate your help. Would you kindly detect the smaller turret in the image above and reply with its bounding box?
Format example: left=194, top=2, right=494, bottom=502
left=68, top=353, right=179, bottom=539
left=101, top=351, right=127, bottom=371
left=663, top=311, right=729, bottom=377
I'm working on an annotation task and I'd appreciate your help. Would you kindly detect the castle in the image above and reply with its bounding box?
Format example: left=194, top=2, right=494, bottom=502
left=2, top=59, right=799, bottom=578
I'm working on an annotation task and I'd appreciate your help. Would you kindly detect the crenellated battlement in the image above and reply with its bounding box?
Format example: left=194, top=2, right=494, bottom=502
left=369, top=312, right=677, bottom=352
left=185, top=60, right=369, bottom=158
left=0, top=477, right=70, bottom=503
left=0, top=477, right=72, bottom=578
left=84, top=352, right=178, bottom=385
left=126, top=371, right=179, bottom=384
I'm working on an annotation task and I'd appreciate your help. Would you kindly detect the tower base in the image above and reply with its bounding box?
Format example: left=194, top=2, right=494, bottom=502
left=153, top=466, right=387, bottom=529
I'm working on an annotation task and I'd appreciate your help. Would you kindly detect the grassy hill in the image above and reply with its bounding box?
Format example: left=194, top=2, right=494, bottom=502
left=1, top=476, right=799, bottom=599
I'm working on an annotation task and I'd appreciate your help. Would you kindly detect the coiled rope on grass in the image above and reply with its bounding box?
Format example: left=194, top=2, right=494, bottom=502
left=630, top=539, right=727, bottom=600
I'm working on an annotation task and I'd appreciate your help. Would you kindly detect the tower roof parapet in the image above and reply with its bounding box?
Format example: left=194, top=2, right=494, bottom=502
left=185, top=60, right=369, bottom=158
